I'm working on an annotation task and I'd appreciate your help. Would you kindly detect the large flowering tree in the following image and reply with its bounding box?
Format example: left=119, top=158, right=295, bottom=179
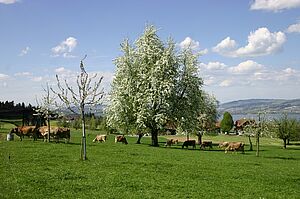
left=107, top=25, right=217, bottom=146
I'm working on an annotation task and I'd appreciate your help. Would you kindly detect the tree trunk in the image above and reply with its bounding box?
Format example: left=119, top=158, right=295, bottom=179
left=283, top=138, right=287, bottom=149
left=197, top=133, right=202, bottom=145
left=256, top=131, right=260, bottom=157
left=136, top=133, right=143, bottom=144
left=256, top=114, right=261, bottom=157
left=151, top=129, right=159, bottom=147
left=287, top=139, right=290, bottom=145
left=248, top=135, right=253, bottom=151
left=47, top=116, right=51, bottom=142
left=81, top=107, right=87, bottom=160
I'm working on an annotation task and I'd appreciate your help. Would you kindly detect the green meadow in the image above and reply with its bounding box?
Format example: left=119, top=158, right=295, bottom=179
left=0, top=122, right=299, bottom=199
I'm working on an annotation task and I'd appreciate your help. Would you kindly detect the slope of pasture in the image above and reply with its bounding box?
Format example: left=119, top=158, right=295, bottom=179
left=0, top=129, right=299, bottom=199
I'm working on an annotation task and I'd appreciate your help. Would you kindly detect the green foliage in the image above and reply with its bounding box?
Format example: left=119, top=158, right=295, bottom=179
left=72, top=117, right=81, bottom=130
left=0, top=131, right=300, bottom=198
left=273, top=114, right=300, bottom=148
left=220, top=112, right=234, bottom=133
left=89, top=115, right=97, bottom=130
left=57, top=117, right=70, bottom=128
left=107, top=25, right=217, bottom=146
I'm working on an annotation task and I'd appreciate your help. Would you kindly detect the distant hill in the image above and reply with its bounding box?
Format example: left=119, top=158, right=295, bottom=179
left=219, top=99, right=300, bottom=114
left=58, top=104, right=105, bottom=117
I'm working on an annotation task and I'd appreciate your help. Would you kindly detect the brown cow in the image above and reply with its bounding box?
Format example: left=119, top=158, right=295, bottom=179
left=56, top=127, right=70, bottom=143
left=200, top=141, right=213, bottom=150
left=225, top=142, right=245, bottom=153
left=10, top=126, right=39, bottom=141
left=218, top=141, right=229, bottom=148
left=38, top=126, right=50, bottom=142
left=93, top=134, right=107, bottom=143
left=165, top=139, right=178, bottom=147
left=182, top=140, right=196, bottom=149
left=115, top=135, right=128, bottom=144
left=38, top=126, right=70, bottom=143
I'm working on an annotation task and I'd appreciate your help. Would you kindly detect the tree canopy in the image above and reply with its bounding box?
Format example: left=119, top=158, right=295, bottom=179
left=106, top=25, right=217, bottom=146
left=273, top=114, right=300, bottom=149
left=220, top=112, right=234, bottom=133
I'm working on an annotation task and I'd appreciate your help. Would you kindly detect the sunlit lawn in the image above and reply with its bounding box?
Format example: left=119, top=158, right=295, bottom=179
left=0, top=125, right=299, bottom=198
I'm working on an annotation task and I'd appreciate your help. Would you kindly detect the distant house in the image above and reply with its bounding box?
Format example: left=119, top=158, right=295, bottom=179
left=164, top=120, right=177, bottom=135
left=234, top=118, right=256, bottom=133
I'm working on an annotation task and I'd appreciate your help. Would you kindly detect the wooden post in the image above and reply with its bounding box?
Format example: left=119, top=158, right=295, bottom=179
left=81, top=104, right=87, bottom=160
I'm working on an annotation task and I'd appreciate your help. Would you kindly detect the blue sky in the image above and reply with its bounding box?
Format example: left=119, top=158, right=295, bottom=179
left=1, top=0, right=300, bottom=104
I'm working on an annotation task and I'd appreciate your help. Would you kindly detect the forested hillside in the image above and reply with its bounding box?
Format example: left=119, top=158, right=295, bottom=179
left=219, top=99, right=300, bottom=114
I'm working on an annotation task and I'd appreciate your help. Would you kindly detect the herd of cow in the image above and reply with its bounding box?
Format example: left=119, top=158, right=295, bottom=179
left=93, top=134, right=128, bottom=144
left=165, top=138, right=245, bottom=153
left=93, top=135, right=245, bottom=153
left=9, top=127, right=244, bottom=153
left=9, top=126, right=70, bottom=143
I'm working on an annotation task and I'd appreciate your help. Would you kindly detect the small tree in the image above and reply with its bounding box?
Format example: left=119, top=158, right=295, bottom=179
left=89, top=115, right=97, bottom=130
left=274, top=114, right=298, bottom=149
left=220, top=112, right=234, bottom=133
left=196, top=95, right=219, bottom=145
left=72, top=117, right=81, bottom=130
left=243, top=124, right=256, bottom=151
left=53, top=56, right=104, bottom=160
left=36, top=82, right=56, bottom=142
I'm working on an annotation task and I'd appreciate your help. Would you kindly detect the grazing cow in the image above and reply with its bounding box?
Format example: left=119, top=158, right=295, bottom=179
left=218, top=141, right=229, bottom=148
left=200, top=141, right=213, bottom=150
left=10, top=126, right=39, bottom=141
left=38, top=126, right=70, bottom=143
left=182, top=140, right=196, bottom=149
left=165, top=139, right=178, bottom=147
left=56, top=127, right=70, bottom=143
left=225, top=142, right=245, bottom=153
left=93, top=134, right=107, bottom=143
left=115, top=135, right=128, bottom=144
left=38, top=126, right=50, bottom=142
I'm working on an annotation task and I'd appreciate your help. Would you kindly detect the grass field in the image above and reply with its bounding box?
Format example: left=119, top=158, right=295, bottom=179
left=0, top=123, right=300, bottom=198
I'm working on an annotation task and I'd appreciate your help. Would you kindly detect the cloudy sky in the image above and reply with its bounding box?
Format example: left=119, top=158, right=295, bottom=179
left=0, top=0, right=300, bottom=104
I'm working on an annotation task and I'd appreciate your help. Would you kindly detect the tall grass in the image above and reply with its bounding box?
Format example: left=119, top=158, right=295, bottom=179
left=0, top=129, right=299, bottom=198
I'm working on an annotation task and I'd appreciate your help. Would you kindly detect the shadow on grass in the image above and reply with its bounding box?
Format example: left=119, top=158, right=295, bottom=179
left=288, top=143, right=300, bottom=146
left=264, top=156, right=300, bottom=161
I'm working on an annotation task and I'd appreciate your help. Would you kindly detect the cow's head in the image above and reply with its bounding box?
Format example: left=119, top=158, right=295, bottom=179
left=10, top=127, right=18, bottom=134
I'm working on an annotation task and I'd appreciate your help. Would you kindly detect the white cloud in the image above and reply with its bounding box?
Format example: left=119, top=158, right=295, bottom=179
left=251, top=67, right=300, bottom=82
left=250, top=0, right=300, bottom=12
left=235, top=28, right=286, bottom=57
left=55, top=67, right=68, bottom=73
left=219, top=79, right=232, bottom=87
left=179, top=37, right=200, bottom=50
left=275, top=67, right=300, bottom=81
left=54, top=67, right=77, bottom=81
left=213, top=27, right=286, bottom=57
left=212, top=37, right=237, bottom=55
left=286, top=23, right=300, bottom=33
left=0, top=73, right=9, bottom=80
left=19, top=46, right=30, bottom=56
left=31, top=76, right=43, bottom=82
left=204, top=76, right=215, bottom=86
left=253, top=71, right=272, bottom=80
left=14, top=72, right=32, bottom=76
left=199, top=48, right=209, bottom=56
left=51, top=37, right=77, bottom=58
left=200, top=62, right=227, bottom=70
left=283, top=67, right=297, bottom=75
left=228, top=60, right=263, bottom=74
left=0, top=0, right=19, bottom=4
